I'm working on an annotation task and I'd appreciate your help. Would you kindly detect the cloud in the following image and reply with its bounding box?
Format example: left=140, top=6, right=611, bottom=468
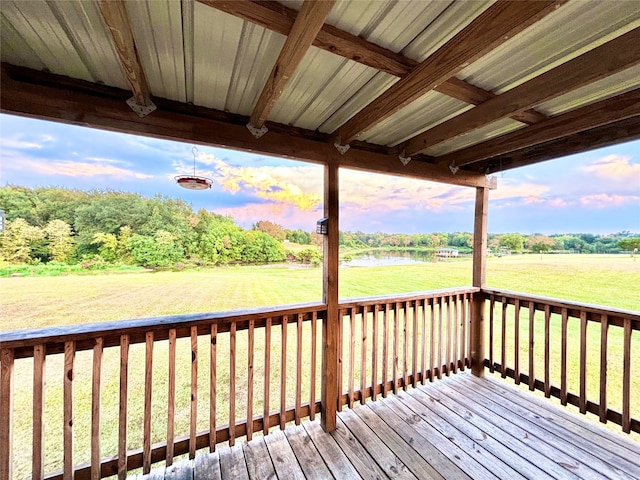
left=581, top=154, right=640, bottom=181
left=24, top=159, right=153, bottom=179
left=579, top=193, right=640, bottom=208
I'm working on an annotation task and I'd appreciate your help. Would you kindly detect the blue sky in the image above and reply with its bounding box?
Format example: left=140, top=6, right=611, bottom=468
left=1, top=113, right=639, bottom=235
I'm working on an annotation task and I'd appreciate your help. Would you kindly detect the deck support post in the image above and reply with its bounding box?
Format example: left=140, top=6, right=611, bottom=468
left=471, top=187, right=489, bottom=377
left=321, top=162, right=340, bottom=432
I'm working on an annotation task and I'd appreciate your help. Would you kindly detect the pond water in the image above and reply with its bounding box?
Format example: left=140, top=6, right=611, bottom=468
left=343, top=249, right=437, bottom=267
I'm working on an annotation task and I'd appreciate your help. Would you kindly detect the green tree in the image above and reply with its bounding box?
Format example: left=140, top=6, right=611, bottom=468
left=254, top=220, right=286, bottom=241
left=0, top=218, right=45, bottom=263
left=499, top=233, right=525, bottom=252
left=91, top=232, right=118, bottom=262
left=619, top=237, right=640, bottom=258
left=44, top=219, right=74, bottom=262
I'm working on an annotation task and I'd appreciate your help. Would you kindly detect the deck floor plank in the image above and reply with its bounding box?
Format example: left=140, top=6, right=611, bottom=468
left=263, top=429, right=306, bottom=480
left=242, top=436, right=276, bottom=480
left=453, top=374, right=640, bottom=478
left=219, top=444, right=249, bottom=480
left=337, top=412, right=416, bottom=479
left=284, top=424, right=334, bottom=479
left=147, top=372, right=639, bottom=480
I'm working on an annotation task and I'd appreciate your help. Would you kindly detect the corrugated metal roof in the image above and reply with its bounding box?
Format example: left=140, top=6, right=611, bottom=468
left=458, top=1, right=640, bottom=94
left=358, top=91, right=472, bottom=147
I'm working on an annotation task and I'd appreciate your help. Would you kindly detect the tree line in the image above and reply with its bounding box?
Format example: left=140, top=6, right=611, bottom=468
left=0, top=186, right=637, bottom=269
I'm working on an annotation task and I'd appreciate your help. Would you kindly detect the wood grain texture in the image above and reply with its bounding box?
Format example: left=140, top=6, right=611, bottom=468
left=372, top=305, right=379, bottom=396
left=190, top=326, right=198, bottom=458
left=143, top=331, right=154, bottom=473
left=348, top=307, right=355, bottom=408
left=97, top=0, right=151, bottom=106
left=544, top=305, right=551, bottom=398
left=33, top=344, right=46, bottom=480
left=310, top=311, right=317, bottom=418
left=248, top=0, right=335, bottom=127
left=90, top=340, right=102, bottom=480
left=560, top=308, right=568, bottom=405
left=383, top=304, right=390, bottom=396
left=63, top=341, right=75, bottom=480
left=263, top=318, right=271, bottom=434
left=360, top=306, right=368, bottom=402
left=284, top=424, right=332, bottom=478
left=243, top=436, right=276, bottom=479
left=335, top=0, right=561, bottom=143
left=295, top=314, right=302, bottom=423
left=280, top=316, right=287, bottom=430
left=529, top=302, right=535, bottom=391
left=0, top=348, right=14, bottom=480
left=210, top=324, right=217, bottom=451
left=264, top=429, right=305, bottom=479
left=167, top=329, right=176, bottom=462
left=599, top=315, right=608, bottom=423
left=118, top=335, right=129, bottom=480
left=405, top=26, right=640, bottom=156
left=247, top=319, right=255, bottom=439
left=579, top=311, right=587, bottom=414
left=438, top=88, right=640, bottom=167
left=622, top=318, right=632, bottom=433
left=229, top=322, right=236, bottom=444
left=514, top=299, right=521, bottom=385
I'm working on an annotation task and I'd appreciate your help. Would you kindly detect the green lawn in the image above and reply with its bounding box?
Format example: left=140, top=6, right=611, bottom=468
left=1, top=254, right=638, bottom=478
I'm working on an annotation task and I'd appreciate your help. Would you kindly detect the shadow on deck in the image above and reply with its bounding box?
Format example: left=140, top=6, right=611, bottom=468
left=134, top=372, right=640, bottom=480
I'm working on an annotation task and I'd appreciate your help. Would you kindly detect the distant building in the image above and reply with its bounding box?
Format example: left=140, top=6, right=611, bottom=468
left=436, top=248, right=459, bottom=258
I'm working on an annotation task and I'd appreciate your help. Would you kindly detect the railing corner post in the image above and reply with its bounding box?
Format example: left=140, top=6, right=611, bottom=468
left=471, top=186, right=489, bottom=377
left=470, top=293, right=486, bottom=377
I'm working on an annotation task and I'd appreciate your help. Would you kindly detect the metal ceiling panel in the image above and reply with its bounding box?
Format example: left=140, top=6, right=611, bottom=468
left=358, top=91, right=472, bottom=147
left=270, top=48, right=381, bottom=131
left=537, top=64, right=640, bottom=117
left=458, top=1, right=640, bottom=94
left=0, top=13, right=47, bottom=71
left=423, top=118, right=524, bottom=157
left=125, top=0, right=186, bottom=102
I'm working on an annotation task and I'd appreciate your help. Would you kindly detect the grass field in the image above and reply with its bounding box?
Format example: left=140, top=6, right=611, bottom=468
left=1, top=254, right=638, bottom=478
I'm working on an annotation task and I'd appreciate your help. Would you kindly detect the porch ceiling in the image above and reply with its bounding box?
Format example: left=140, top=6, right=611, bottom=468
left=1, top=0, right=640, bottom=184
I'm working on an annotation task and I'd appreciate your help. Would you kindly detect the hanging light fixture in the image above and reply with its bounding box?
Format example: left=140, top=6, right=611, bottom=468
left=175, top=146, right=213, bottom=190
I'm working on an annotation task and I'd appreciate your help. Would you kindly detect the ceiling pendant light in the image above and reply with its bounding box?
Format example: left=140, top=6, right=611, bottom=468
left=175, top=146, right=213, bottom=190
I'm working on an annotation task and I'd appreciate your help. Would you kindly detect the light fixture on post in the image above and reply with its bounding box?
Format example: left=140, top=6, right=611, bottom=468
left=175, top=146, right=213, bottom=190
left=316, top=217, right=329, bottom=235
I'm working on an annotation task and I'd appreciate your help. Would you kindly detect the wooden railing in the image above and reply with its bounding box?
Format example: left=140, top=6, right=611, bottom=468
left=0, top=303, right=325, bottom=480
left=482, top=288, right=640, bottom=434
left=337, top=288, right=478, bottom=407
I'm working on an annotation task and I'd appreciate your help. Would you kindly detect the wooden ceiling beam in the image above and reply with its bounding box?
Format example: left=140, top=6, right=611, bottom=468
left=478, top=117, right=640, bottom=174
left=437, top=88, right=640, bottom=167
left=0, top=65, right=492, bottom=189
left=98, top=0, right=151, bottom=107
left=403, top=27, right=640, bottom=157
left=248, top=0, right=335, bottom=130
left=332, top=0, right=562, bottom=145
left=199, top=0, right=549, bottom=128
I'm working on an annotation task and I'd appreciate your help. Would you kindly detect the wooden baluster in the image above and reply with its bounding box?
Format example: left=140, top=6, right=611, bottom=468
left=63, top=341, right=75, bottom=480
left=348, top=307, right=355, bottom=407
left=361, top=306, right=368, bottom=403
left=382, top=304, right=389, bottom=397
left=430, top=299, right=435, bottom=380
left=403, top=302, right=408, bottom=390
left=118, top=335, right=129, bottom=480
left=560, top=308, right=568, bottom=406
left=544, top=306, right=551, bottom=398
left=310, top=312, right=317, bottom=418
left=168, top=329, right=177, bottom=462
left=412, top=300, right=419, bottom=386
left=393, top=303, right=399, bottom=394
left=488, top=295, right=495, bottom=373
left=143, top=332, right=153, bottom=473
left=460, top=295, right=467, bottom=371
left=501, top=298, right=507, bottom=378
left=579, top=311, right=587, bottom=414
left=421, top=299, right=427, bottom=383
left=466, top=294, right=472, bottom=369
left=446, top=296, right=452, bottom=376
left=210, top=324, right=217, bottom=451
left=280, top=316, right=287, bottom=430
left=295, top=314, right=303, bottom=422
left=599, top=315, right=608, bottom=423
left=0, top=348, right=14, bottom=480
left=372, top=305, right=379, bottom=398
left=338, top=310, right=344, bottom=406
left=622, top=318, right=631, bottom=433
left=33, top=344, right=46, bottom=480
left=453, top=295, right=459, bottom=374
left=438, top=297, right=443, bottom=380
left=247, top=319, right=255, bottom=438
left=514, top=299, right=521, bottom=385
left=230, top=321, right=237, bottom=443
left=529, top=302, right=535, bottom=391
left=263, top=318, right=271, bottom=434
left=91, top=339, right=103, bottom=480
left=190, top=326, right=198, bottom=458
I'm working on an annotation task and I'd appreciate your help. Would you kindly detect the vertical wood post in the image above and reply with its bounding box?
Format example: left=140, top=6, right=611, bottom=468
left=471, top=186, right=488, bottom=377
left=0, top=348, right=14, bottom=480
left=321, top=162, right=339, bottom=432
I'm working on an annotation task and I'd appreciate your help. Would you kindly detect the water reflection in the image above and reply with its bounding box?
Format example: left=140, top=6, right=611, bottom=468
left=343, top=249, right=437, bottom=267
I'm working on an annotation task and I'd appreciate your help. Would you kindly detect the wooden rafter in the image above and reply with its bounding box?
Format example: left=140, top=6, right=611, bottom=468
left=98, top=0, right=151, bottom=107
left=249, top=0, right=335, bottom=130
left=0, top=66, right=492, bottom=189
left=437, top=89, right=640, bottom=167
left=479, top=117, right=640, bottom=174
left=332, top=0, right=562, bottom=145
left=198, top=0, right=550, bottom=129
left=403, top=27, right=640, bottom=158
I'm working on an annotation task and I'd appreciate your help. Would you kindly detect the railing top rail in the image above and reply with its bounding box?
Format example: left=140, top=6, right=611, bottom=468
left=0, top=301, right=326, bottom=349
left=338, top=287, right=480, bottom=309
left=482, top=287, right=640, bottom=324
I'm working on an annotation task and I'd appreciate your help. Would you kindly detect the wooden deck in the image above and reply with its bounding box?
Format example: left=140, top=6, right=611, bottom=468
left=134, top=372, right=640, bottom=480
